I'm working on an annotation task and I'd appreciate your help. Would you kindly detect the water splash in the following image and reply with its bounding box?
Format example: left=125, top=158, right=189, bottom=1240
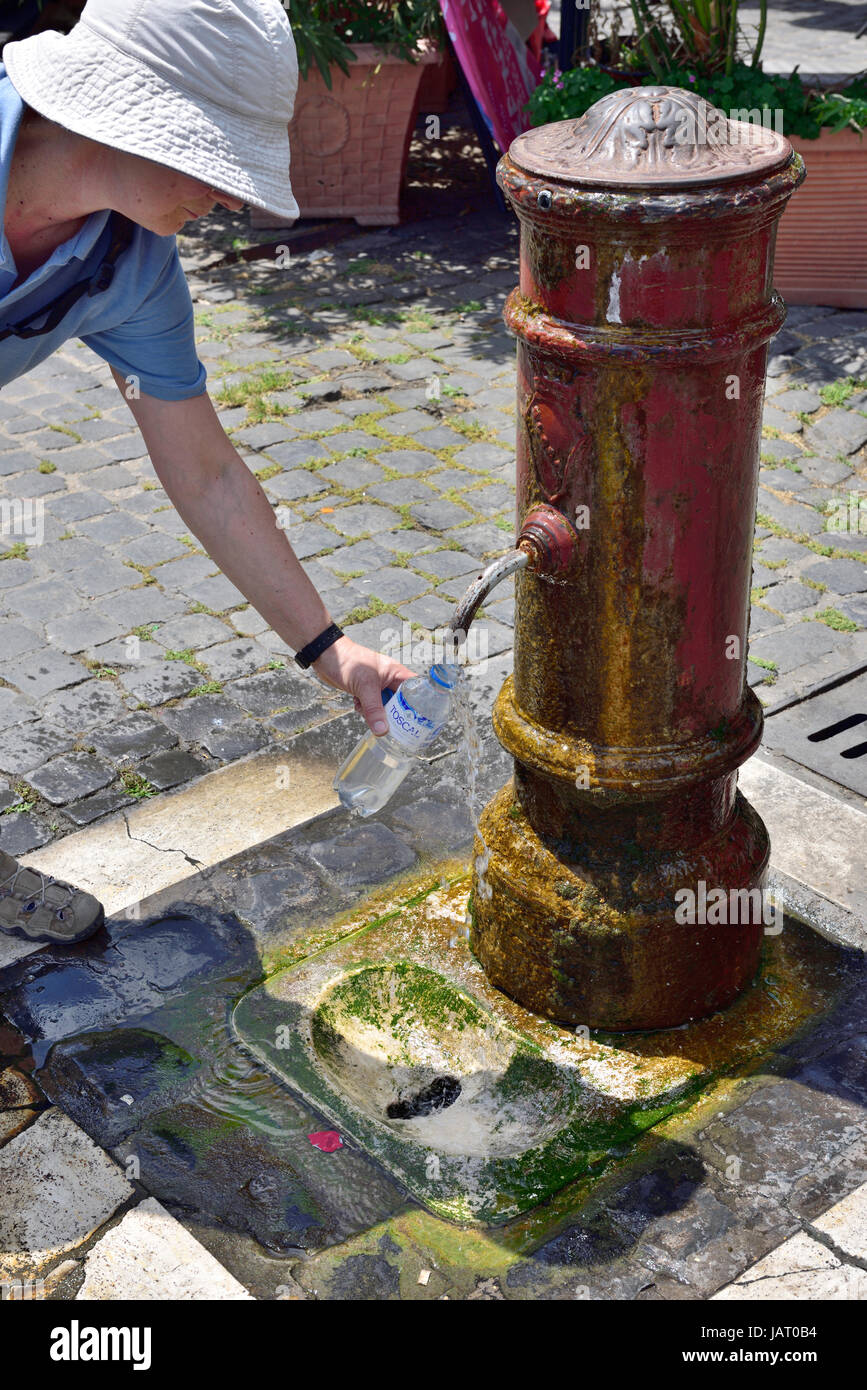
left=450, top=666, right=493, bottom=916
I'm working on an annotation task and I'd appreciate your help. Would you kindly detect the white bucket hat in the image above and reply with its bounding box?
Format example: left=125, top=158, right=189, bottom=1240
left=3, top=0, right=300, bottom=220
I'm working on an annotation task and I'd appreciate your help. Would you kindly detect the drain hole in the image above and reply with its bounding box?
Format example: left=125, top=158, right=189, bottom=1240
left=807, top=713, right=867, bottom=742
left=840, top=740, right=867, bottom=760
left=387, top=1075, right=462, bottom=1120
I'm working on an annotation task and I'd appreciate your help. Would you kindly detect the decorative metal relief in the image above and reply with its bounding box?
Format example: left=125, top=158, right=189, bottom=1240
left=509, top=86, right=790, bottom=188
left=524, top=362, right=588, bottom=505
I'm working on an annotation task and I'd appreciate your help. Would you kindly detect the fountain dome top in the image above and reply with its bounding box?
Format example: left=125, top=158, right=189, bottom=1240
left=508, top=85, right=793, bottom=190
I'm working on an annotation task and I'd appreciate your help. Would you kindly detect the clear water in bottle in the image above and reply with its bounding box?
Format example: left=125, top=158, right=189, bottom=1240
left=334, top=662, right=458, bottom=817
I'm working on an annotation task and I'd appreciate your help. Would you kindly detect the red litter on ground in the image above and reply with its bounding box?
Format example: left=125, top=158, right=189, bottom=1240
left=308, top=1130, right=343, bottom=1152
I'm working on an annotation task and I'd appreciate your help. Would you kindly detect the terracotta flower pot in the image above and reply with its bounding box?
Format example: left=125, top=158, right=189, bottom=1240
left=251, top=40, right=437, bottom=228
left=774, top=127, right=867, bottom=308
left=416, top=41, right=458, bottom=114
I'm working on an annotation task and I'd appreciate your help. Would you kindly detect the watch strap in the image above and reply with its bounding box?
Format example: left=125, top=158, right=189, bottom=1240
left=294, top=622, right=344, bottom=670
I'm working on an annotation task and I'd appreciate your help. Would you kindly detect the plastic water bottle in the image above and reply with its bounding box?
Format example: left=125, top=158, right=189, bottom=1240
left=334, top=663, right=458, bottom=817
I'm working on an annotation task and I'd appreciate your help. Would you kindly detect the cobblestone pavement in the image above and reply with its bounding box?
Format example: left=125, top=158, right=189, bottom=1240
left=1, top=118, right=865, bottom=856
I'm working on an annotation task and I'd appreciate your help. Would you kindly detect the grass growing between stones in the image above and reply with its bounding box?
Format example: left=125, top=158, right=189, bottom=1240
left=0, top=781, right=37, bottom=816
left=119, top=770, right=157, bottom=800
left=812, top=608, right=858, bottom=631
left=820, top=376, right=867, bottom=407
left=215, top=368, right=296, bottom=421
left=751, top=656, right=779, bottom=682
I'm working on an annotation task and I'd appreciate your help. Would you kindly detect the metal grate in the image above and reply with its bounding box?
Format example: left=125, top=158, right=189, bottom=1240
left=763, top=671, right=867, bottom=798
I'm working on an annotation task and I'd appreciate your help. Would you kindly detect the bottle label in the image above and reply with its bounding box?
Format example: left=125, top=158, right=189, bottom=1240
left=386, top=686, right=441, bottom=750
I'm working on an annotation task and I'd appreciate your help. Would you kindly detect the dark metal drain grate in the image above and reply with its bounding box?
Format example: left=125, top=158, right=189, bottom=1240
left=764, top=670, right=867, bottom=797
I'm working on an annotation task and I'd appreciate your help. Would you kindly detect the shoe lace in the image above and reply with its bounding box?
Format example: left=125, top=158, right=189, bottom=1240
left=0, top=864, right=77, bottom=914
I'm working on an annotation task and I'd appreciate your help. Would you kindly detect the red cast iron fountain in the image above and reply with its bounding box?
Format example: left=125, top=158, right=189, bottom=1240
left=469, top=86, right=806, bottom=1030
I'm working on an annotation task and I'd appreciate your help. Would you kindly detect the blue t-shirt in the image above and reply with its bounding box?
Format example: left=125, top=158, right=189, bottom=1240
left=0, top=64, right=207, bottom=401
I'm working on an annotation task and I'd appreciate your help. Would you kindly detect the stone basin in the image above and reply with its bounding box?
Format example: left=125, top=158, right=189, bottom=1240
left=233, top=873, right=849, bottom=1226
left=312, top=962, right=575, bottom=1158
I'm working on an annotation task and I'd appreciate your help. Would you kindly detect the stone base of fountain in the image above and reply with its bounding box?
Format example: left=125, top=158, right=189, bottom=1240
left=233, top=868, right=848, bottom=1227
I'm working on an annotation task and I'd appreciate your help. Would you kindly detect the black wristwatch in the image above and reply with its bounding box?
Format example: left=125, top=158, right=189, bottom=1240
left=294, top=622, right=345, bottom=670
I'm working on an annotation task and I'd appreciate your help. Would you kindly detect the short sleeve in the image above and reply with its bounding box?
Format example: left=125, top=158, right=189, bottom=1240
left=80, top=240, right=208, bottom=401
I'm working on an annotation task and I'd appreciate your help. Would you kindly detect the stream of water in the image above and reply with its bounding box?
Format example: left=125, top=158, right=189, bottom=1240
left=449, top=667, right=492, bottom=947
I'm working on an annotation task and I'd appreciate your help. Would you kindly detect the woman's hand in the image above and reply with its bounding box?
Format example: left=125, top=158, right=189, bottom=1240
left=312, top=636, right=415, bottom=735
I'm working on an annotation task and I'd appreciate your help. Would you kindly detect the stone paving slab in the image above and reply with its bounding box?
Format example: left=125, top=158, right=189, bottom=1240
left=0, top=1107, right=134, bottom=1282
left=76, top=1198, right=253, bottom=1300
left=810, top=1178, right=867, bottom=1262
left=713, top=1231, right=867, bottom=1301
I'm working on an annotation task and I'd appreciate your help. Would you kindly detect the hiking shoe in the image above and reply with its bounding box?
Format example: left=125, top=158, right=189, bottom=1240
left=0, top=850, right=105, bottom=945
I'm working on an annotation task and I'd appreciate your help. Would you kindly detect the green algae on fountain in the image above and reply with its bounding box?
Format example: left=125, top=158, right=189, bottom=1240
left=233, top=870, right=850, bottom=1227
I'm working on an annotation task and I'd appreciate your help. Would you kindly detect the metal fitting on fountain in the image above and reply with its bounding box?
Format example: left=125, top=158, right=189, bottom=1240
left=517, top=504, right=581, bottom=577
left=469, top=86, right=806, bottom=1031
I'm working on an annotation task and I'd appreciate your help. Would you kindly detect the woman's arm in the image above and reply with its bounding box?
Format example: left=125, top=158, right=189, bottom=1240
left=111, top=371, right=415, bottom=732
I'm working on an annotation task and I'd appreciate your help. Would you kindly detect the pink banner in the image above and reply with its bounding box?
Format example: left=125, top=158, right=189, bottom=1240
left=439, top=0, right=538, bottom=154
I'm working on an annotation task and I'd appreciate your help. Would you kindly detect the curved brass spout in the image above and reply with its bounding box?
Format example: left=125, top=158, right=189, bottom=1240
left=449, top=503, right=581, bottom=638
left=449, top=548, right=529, bottom=635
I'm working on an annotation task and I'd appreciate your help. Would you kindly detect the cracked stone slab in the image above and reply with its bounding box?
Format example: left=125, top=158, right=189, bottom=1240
left=0, top=1107, right=133, bottom=1281
left=76, top=1197, right=253, bottom=1300
left=712, top=1231, right=867, bottom=1300
left=19, top=726, right=355, bottom=920
left=810, top=1180, right=867, bottom=1263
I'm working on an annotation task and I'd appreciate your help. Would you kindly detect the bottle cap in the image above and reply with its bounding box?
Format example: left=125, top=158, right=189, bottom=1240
left=429, top=662, right=459, bottom=690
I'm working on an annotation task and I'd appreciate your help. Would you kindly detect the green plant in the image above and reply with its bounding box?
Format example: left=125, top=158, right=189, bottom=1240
left=284, top=1, right=443, bottom=87
left=820, top=376, right=867, bottom=407
left=628, top=1, right=764, bottom=79
left=814, top=608, right=858, bottom=632
left=119, top=769, right=157, bottom=800
left=0, top=779, right=37, bottom=816
left=529, top=56, right=867, bottom=140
